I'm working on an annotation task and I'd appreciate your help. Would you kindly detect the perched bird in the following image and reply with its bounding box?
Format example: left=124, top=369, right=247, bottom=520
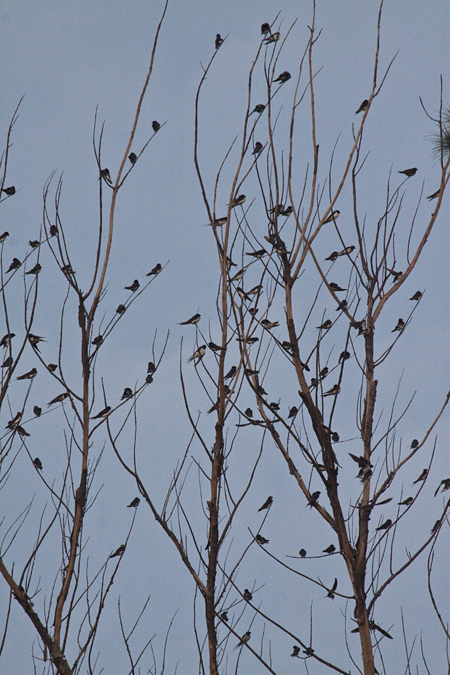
left=282, top=341, right=294, bottom=352
left=299, top=549, right=307, bottom=557
left=427, top=188, right=441, bottom=200
left=230, top=268, right=245, bottom=282
left=215, top=33, right=224, bottom=49
left=413, top=468, right=428, bottom=484
left=121, top=387, right=133, bottom=400
left=0, top=231, right=10, bottom=243
left=17, top=367, right=37, bottom=380
left=288, top=406, right=298, bottom=419
left=145, top=374, right=154, bottom=384
left=308, top=491, right=320, bottom=507
left=351, top=319, right=366, bottom=334
left=238, top=335, right=258, bottom=345
left=128, top=152, right=137, bottom=164
left=261, top=22, right=270, bottom=35
left=268, top=401, right=280, bottom=411
left=410, top=439, right=419, bottom=449
left=100, top=168, right=113, bottom=185
left=236, top=287, right=251, bottom=302
left=188, top=345, right=206, bottom=364
left=179, top=313, right=200, bottom=325
left=17, top=425, right=30, bottom=437
left=323, top=544, right=336, bottom=554
left=116, top=304, right=126, bottom=315
left=152, top=120, right=161, bottom=133
left=431, top=520, right=441, bottom=534
left=261, top=319, right=279, bottom=329
left=2, top=186, right=16, bottom=195
left=274, top=71, right=291, bottom=83
left=28, top=334, right=46, bottom=351
left=245, top=408, right=253, bottom=418
left=389, top=269, right=403, bottom=283
left=376, top=519, right=392, bottom=531
left=338, top=245, right=355, bottom=256
left=147, top=362, right=156, bottom=375
left=317, top=319, right=332, bottom=330
left=435, top=478, right=450, bottom=496
left=2, top=356, right=13, bottom=368
left=280, top=205, right=293, bottom=216
left=399, top=167, right=417, bottom=177
left=33, top=457, right=43, bottom=470
left=127, top=497, right=140, bottom=508
left=125, top=279, right=140, bottom=292
left=410, top=291, right=422, bottom=301
left=323, top=210, right=340, bottom=223
left=338, top=352, right=350, bottom=366
left=147, top=263, right=162, bottom=276
left=250, top=104, right=265, bottom=115
left=25, top=263, right=42, bottom=275
left=234, top=631, right=251, bottom=650
left=91, top=406, right=111, bottom=419
left=247, top=284, right=262, bottom=295
left=220, top=611, right=228, bottom=622
left=398, top=497, right=413, bottom=506
left=92, top=335, right=104, bottom=346
left=336, top=300, right=347, bottom=311
left=244, top=368, right=259, bottom=377
left=48, top=392, right=69, bottom=406
left=327, top=578, right=338, bottom=599
left=230, top=194, right=246, bottom=207
left=7, top=258, right=21, bottom=272
left=29, top=240, right=40, bottom=248
left=209, top=217, right=227, bottom=227
left=6, top=412, right=22, bottom=429
left=326, top=251, right=338, bottom=261
left=332, top=431, right=340, bottom=442
left=255, top=534, right=269, bottom=545
left=243, top=589, right=253, bottom=601
left=319, top=367, right=328, bottom=379
left=50, top=225, right=58, bottom=236
left=291, top=646, right=301, bottom=658
left=258, top=496, right=273, bottom=511
left=0, top=332, right=15, bottom=347
left=224, top=365, right=237, bottom=380
left=355, top=99, right=369, bottom=114
left=256, top=384, right=267, bottom=396
left=252, top=141, right=263, bottom=155
left=110, top=544, right=126, bottom=558
left=264, top=32, right=280, bottom=44
left=208, top=341, right=225, bottom=352
left=33, top=406, right=42, bottom=417
left=62, top=265, right=75, bottom=275
left=392, top=318, right=405, bottom=332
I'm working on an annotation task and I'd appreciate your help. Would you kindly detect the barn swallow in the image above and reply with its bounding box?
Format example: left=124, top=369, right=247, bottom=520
left=230, top=268, right=245, bottom=282
left=0, top=231, right=10, bottom=243
left=327, top=578, right=338, bottom=599
left=308, top=491, right=320, bottom=507
left=252, top=142, right=263, bottom=155
left=110, top=544, right=126, bottom=558
left=245, top=408, right=253, bottom=418
left=17, top=425, right=30, bottom=437
left=264, top=32, right=280, bottom=44
left=248, top=284, right=262, bottom=295
left=62, top=265, right=75, bottom=275
left=234, top=631, right=251, bottom=649
left=215, top=34, right=224, bottom=49
left=2, top=356, right=13, bottom=368
left=261, top=319, right=279, bottom=329
left=25, top=264, right=42, bottom=275
left=2, top=186, right=15, bottom=195
left=323, top=545, right=336, bottom=555
left=280, top=205, right=293, bottom=216
left=33, top=406, right=42, bottom=417
left=236, top=287, right=251, bottom=301
left=127, top=497, right=140, bottom=508
left=360, top=468, right=372, bottom=482
left=261, top=22, right=270, bottom=35
left=17, top=367, right=37, bottom=380
left=389, top=269, right=403, bottom=283
left=0, top=333, right=15, bottom=347
left=224, top=365, right=237, bottom=380
left=258, top=496, right=273, bottom=511
left=338, top=246, right=355, bottom=256
left=179, top=313, right=201, bottom=325
left=392, top=318, right=405, bottom=332
left=147, top=362, right=156, bottom=374
left=431, top=520, right=441, bottom=534
left=125, top=280, right=140, bottom=292
left=7, top=258, right=21, bottom=272
left=255, top=534, right=269, bottom=545
left=332, top=431, right=339, bottom=442
left=152, top=121, right=160, bottom=133
left=410, top=439, right=419, bottom=449
left=435, top=478, right=450, bottom=496
left=208, top=217, right=227, bottom=227
left=230, top=194, right=246, bottom=207
left=208, top=341, right=225, bottom=352
left=220, top=611, right=228, bottom=621
left=291, top=646, right=300, bottom=657
left=243, top=589, right=253, bottom=601
left=6, top=412, right=22, bottom=428
left=376, top=519, right=392, bottom=531
left=250, top=104, right=265, bottom=115
left=299, top=549, right=307, bottom=557
left=398, top=497, right=413, bottom=506
left=33, top=457, right=43, bottom=470
left=288, top=406, right=298, bottom=419
left=50, top=225, right=58, bottom=236
left=282, top=341, right=294, bottom=352
left=147, top=263, right=162, bottom=276
left=28, top=334, right=46, bottom=351
left=48, top=392, right=69, bottom=406
left=188, top=345, right=206, bottom=363
left=29, top=240, right=40, bottom=248
left=100, top=168, right=113, bottom=185
left=339, top=351, right=351, bottom=364
left=304, top=647, right=315, bottom=656
left=409, top=291, right=422, bottom=301
left=398, top=168, right=417, bottom=177
left=121, top=387, right=133, bottom=400
left=91, top=406, right=111, bottom=419
left=427, top=188, right=441, bottom=200
left=268, top=401, right=280, bottom=411
left=237, top=335, right=258, bottom=345
left=92, top=335, right=104, bottom=346
left=145, top=374, right=153, bottom=384
left=317, top=319, right=332, bottom=330
left=323, top=210, right=340, bottom=224
left=336, top=300, right=347, bottom=311
left=274, top=71, right=291, bottom=83
left=128, top=152, right=137, bottom=164
left=116, top=304, right=126, bottom=315
left=355, top=99, right=369, bottom=114
left=319, top=367, right=328, bottom=379
left=244, top=368, right=259, bottom=376
left=351, top=319, right=366, bottom=334
left=326, top=251, right=338, bottom=261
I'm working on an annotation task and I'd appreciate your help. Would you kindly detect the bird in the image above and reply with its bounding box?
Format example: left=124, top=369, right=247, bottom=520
left=308, top=491, right=320, bottom=507
left=376, top=519, right=392, bottom=531
left=208, top=342, right=225, bottom=353
left=100, top=168, right=113, bottom=185
left=215, top=33, right=224, bottom=49
left=274, top=71, right=291, bottom=83
left=261, top=319, right=279, bottom=329
left=392, top=318, right=405, bottom=332
left=255, top=534, right=269, bottom=545
left=147, top=362, right=156, bottom=374
left=152, top=120, right=161, bottom=133
left=413, top=468, right=428, bottom=484
left=261, top=22, right=270, bottom=35
left=410, top=439, right=419, bottom=449
left=435, top=478, right=450, bottom=496
left=339, top=352, right=350, bottom=367
left=399, top=167, right=417, bottom=177
left=110, top=544, right=125, bottom=558
left=188, top=345, right=206, bottom=363
left=264, top=32, right=280, bottom=44
left=0, top=332, right=15, bottom=347
left=29, top=240, right=40, bottom=248
left=348, top=454, right=372, bottom=469
left=252, top=142, right=263, bottom=155
left=91, top=406, right=111, bottom=419
left=236, top=287, right=251, bottom=302
left=338, top=245, right=355, bottom=256
left=323, top=544, right=336, bottom=554
left=116, top=304, right=126, bottom=315
left=244, top=367, right=259, bottom=376
left=33, top=457, right=43, bottom=470
left=17, top=367, right=37, bottom=380
left=288, top=406, right=298, bottom=419
left=207, top=216, right=227, bottom=227
left=280, top=205, right=293, bottom=216
left=355, top=99, right=369, bottom=114
left=92, top=335, right=104, bottom=346
left=323, top=210, right=340, bottom=223
left=6, top=412, right=22, bottom=429
left=317, top=319, right=332, bottom=330
left=234, top=631, right=251, bottom=650
left=238, top=335, right=258, bottom=345
left=25, top=263, right=42, bottom=275
left=33, top=406, right=42, bottom=417
left=7, top=258, right=21, bottom=272
left=326, top=251, right=338, bottom=261
left=224, top=365, right=237, bottom=380
left=398, top=497, right=413, bottom=506
left=247, top=284, right=262, bottom=295
left=427, top=188, right=441, bottom=200
left=299, top=549, right=307, bottom=557
left=128, top=152, right=137, bottom=164
left=431, top=520, right=441, bottom=534
left=258, top=496, right=273, bottom=511
left=336, top=300, right=347, bottom=311
left=50, top=225, right=58, bottom=236
left=319, top=366, right=329, bottom=379
left=410, top=291, right=422, bottom=301
left=17, top=425, right=30, bottom=437
left=121, top=387, right=133, bottom=400
left=327, top=578, right=338, bottom=599
left=245, top=408, right=253, bottom=418
left=291, top=646, right=301, bottom=658
left=220, top=611, right=228, bottom=622
left=145, top=374, right=154, bottom=384
left=0, top=231, right=10, bottom=243
left=48, top=392, right=69, bottom=406
left=179, top=313, right=201, bottom=325
left=2, top=186, right=16, bottom=195
left=1, top=356, right=13, bottom=368
left=243, top=589, right=253, bottom=601
left=28, top=334, right=46, bottom=351
left=230, top=267, right=245, bottom=281
left=125, top=279, right=140, bottom=292
left=230, top=194, right=246, bottom=207
left=250, top=104, right=265, bottom=115
left=127, top=497, right=140, bottom=508
left=268, top=401, right=280, bottom=412
left=147, top=263, right=162, bottom=276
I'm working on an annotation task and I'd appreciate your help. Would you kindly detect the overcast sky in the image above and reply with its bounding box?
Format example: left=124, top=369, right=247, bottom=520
left=1, top=0, right=449, bottom=673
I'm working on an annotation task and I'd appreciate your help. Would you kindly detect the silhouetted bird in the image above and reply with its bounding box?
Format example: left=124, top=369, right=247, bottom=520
left=376, top=519, right=392, bottom=531
left=332, top=431, right=340, bottom=442
left=323, top=544, right=336, bottom=554
left=28, top=334, right=46, bottom=351
left=17, top=367, right=37, bottom=380
left=268, top=401, right=280, bottom=412
left=327, top=578, right=338, bottom=599
left=16, top=425, right=29, bottom=436
left=61, top=264, right=75, bottom=275
left=398, top=497, right=413, bottom=506
left=431, top=520, right=441, bottom=534
left=33, top=406, right=42, bottom=417
left=121, top=387, right=133, bottom=400
left=209, top=217, right=227, bottom=226
left=0, top=332, right=15, bottom=347
left=258, top=496, right=273, bottom=511
left=413, top=468, right=428, bottom=484
left=125, top=279, right=140, bottom=292
left=336, top=300, right=347, bottom=311
left=230, top=194, right=246, bottom=207
left=6, top=412, right=22, bottom=429
left=92, top=335, right=104, bottom=346
left=427, top=188, right=441, bottom=200
left=339, top=350, right=350, bottom=363
left=355, top=99, right=369, bottom=114
left=100, top=168, right=113, bottom=185
left=230, top=268, right=245, bottom=281
left=2, top=356, right=13, bottom=368
left=399, top=167, right=417, bottom=177
left=323, top=210, right=340, bottom=223
left=274, top=71, right=291, bottom=83
left=435, top=478, right=450, bottom=496
left=0, top=231, right=10, bottom=243
left=264, top=32, right=280, bottom=44
left=236, top=287, right=251, bottom=301
left=243, top=589, right=253, bottom=601
left=250, top=104, right=265, bottom=115
left=50, top=225, right=58, bottom=236
left=147, top=362, right=156, bottom=374
left=319, top=367, right=328, bottom=379
left=299, top=549, right=307, bottom=557
left=288, top=406, right=298, bottom=419
left=47, top=392, right=69, bottom=406
left=7, top=258, right=21, bottom=272
left=147, top=263, right=162, bottom=276
left=2, top=186, right=16, bottom=195
left=127, top=497, right=140, bottom=508
left=91, top=406, right=111, bottom=419
left=392, top=318, right=405, bottom=332
left=128, top=152, right=137, bottom=164
left=326, top=251, right=338, bottom=261
left=291, top=646, right=300, bottom=657
left=116, top=304, right=126, bottom=315
left=244, top=367, right=259, bottom=376
left=308, top=491, right=320, bottom=507
left=29, top=240, right=40, bottom=248
left=110, top=544, right=125, bottom=558
left=33, top=457, right=43, bottom=470
left=145, top=374, right=153, bottom=384
left=25, top=263, right=41, bottom=275
left=261, top=319, right=279, bottom=329
left=234, top=631, right=251, bottom=649
left=410, top=439, right=419, bottom=449
left=224, top=365, right=237, bottom=380
left=410, top=291, right=422, bottom=301
left=215, top=34, right=224, bottom=49
left=188, top=345, right=206, bottom=363
left=245, top=408, right=253, bottom=418
left=152, top=121, right=160, bottom=133
left=220, top=611, right=228, bottom=621
left=255, top=534, right=269, bottom=545
left=317, top=319, right=332, bottom=330
left=208, top=341, right=225, bottom=352
left=261, top=22, right=270, bottom=35
left=252, top=142, right=263, bottom=155
left=180, top=313, right=200, bottom=325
